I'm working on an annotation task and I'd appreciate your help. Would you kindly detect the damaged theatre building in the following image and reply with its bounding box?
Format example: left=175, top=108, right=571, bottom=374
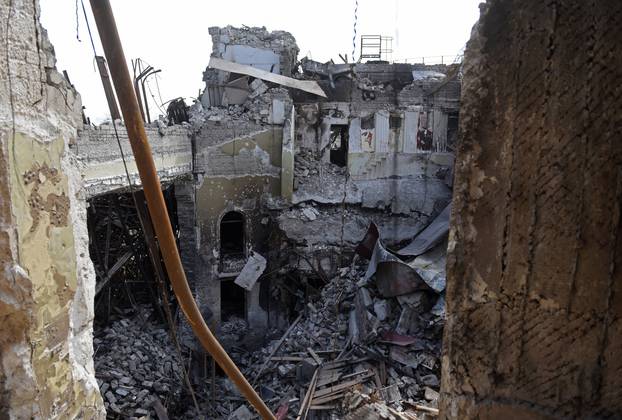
left=2, top=1, right=622, bottom=419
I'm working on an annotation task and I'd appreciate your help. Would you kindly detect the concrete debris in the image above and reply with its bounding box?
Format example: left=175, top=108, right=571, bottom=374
left=187, top=258, right=444, bottom=418
left=301, top=206, right=318, bottom=221
left=222, top=76, right=250, bottom=105
left=93, top=306, right=185, bottom=418
left=412, top=70, right=447, bottom=81
left=249, top=79, right=269, bottom=99
left=228, top=404, right=252, bottom=420
left=208, top=25, right=299, bottom=77
left=234, top=251, right=267, bottom=291
left=343, top=389, right=433, bottom=419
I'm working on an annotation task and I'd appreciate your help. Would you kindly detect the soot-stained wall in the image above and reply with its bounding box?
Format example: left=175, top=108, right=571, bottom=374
left=441, top=1, right=622, bottom=418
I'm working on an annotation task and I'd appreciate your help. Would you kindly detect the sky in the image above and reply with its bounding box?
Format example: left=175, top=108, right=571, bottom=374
left=40, top=0, right=481, bottom=123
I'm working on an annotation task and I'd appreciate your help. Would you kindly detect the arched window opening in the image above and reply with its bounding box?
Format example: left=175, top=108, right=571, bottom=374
left=220, top=211, right=245, bottom=257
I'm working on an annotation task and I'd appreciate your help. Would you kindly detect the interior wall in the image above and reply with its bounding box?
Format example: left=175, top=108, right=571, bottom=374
left=0, top=1, right=104, bottom=417
left=441, top=1, right=622, bottom=418
left=193, top=128, right=283, bottom=327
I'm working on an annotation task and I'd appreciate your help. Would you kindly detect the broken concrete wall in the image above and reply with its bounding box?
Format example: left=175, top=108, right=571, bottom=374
left=441, top=1, right=622, bottom=418
left=293, top=61, right=459, bottom=188
left=289, top=67, right=456, bottom=248
left=76, top=124, right=192, bottom=197
left=209, top=26, right=299, bottom=77
left=0, top=1, right=104, bottom=417
left=193, top=126, right=285, bottom=327
left=202, top=26, right=299, bottom=108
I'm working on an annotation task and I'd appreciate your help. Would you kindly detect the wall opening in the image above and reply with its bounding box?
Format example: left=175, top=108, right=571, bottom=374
left=220, top=211, right=245, bottom=257
left=88, top=187, right=178, bottom=326
left=329, top=125, right=349, bottom=167
left=86, top=186, right=197, bottom=417
left=220, top=279, right=246, bottom=321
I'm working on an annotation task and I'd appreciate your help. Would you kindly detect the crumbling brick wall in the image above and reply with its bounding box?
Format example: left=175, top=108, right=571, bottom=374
left=440, top=1, right=622, bottom=418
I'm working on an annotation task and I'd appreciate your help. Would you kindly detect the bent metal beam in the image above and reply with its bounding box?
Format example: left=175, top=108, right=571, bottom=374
left=87, top=1, right=275, bottom=418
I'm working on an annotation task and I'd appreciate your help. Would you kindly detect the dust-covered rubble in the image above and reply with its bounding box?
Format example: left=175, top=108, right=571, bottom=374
left=194, top=248, right=445, bottom=419
left=93, top=306, right=186, bottom=419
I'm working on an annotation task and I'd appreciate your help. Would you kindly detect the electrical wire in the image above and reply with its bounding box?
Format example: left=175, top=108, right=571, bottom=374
left=352, top=0, right=358, bottom=62
left=75, top=0, right=81, bottom=41
left=154, top=74, right=165, bottom=107
left=145, top=78, right=166, bottom=115
left=81, top=0, right=97, bottom=56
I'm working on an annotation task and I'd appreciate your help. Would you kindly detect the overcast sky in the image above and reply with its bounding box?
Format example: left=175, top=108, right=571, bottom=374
left=40, top=0, right=481, bottom=123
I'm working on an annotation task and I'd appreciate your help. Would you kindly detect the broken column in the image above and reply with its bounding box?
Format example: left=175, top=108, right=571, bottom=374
left=0, top=1, right=104, bottom=418
left=441, top=1, right=622, bottom=418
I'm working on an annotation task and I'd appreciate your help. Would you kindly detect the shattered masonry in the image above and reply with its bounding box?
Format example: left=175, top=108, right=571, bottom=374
left=74, top=23, right=458, bottom=418
left=78, top=24, right=459, bottom=333
left=4, top=1, right=619, bottom=419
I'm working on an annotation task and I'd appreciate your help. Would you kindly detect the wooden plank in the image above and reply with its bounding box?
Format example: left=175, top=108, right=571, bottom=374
left=296, top=367, right=319, bottom=420
left=307, top=348, right=323, bottom=366
left=95, top=249, right=133, bottom=294
left=152, top=398, right=169, bottom=420
left=271, top=356, right=305, bottom=362
left=316, top=369, right=370, bottom=388
left=403, top=402, right=439, bottom=416
left=252, top=314, right=303, bottom=385
left=312, top=373, right=375, bottom=399
left=323, top=357, right=369, bottom=369
left=310, top=392, right=346, bottom=406
left=309, top=404, right=338, bottom=410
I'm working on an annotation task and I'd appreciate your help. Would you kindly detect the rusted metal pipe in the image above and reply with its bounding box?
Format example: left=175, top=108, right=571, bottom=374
left=88, top=2, right=275, bottom=419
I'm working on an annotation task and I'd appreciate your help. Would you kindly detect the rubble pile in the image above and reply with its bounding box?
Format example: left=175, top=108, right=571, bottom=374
left=244, top=87, right=291, bottom=124
left=208, top=25, right=299, bottom=77
left=208, top=246, right=445, bottom=419
left=189, top=86, right=292, bottom=128
left=295, top=149, right=347, bottom=179
left=293, top=149, right=354, bottom=201
left=188, top=102, right=250, bottom=127
left=93, top=307, right=185, bottom=418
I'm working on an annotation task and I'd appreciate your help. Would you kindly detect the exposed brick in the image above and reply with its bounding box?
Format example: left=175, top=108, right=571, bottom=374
left=441, top=1, right=622, bottom=418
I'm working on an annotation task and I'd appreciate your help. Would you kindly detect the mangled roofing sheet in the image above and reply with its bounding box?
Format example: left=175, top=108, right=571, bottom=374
left=397, top=203, right=451, bottom=257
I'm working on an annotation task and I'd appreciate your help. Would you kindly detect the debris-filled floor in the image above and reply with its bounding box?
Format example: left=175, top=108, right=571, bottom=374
left=85, top=22, right=454, bottom=418
left=4, top=1, right=622, bottom=419
left=94, top=259, right=444, bottom=419
left=94, top=306, right=187, bottom=418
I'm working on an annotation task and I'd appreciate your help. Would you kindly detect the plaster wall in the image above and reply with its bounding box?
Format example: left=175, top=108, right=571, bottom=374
left=0, top=1, right=104, bottom=417
left=193, top=128, right=284, bottom=327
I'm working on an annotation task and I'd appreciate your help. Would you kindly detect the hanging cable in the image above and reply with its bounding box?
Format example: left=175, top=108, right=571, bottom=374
left=75, top=0, right=81, bottom=41
left=80, top=0, right=98, bottom=71
left=154, top=74, right=165, bottom=108
left=352, top=0, right=359, bottom=62
left=145, top=78, right=166, bottom=115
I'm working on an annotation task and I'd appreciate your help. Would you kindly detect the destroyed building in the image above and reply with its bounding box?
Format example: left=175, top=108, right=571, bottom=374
left=79, top=24, right=458, bottom=336
left=1, top=1, right=621, bottom=419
